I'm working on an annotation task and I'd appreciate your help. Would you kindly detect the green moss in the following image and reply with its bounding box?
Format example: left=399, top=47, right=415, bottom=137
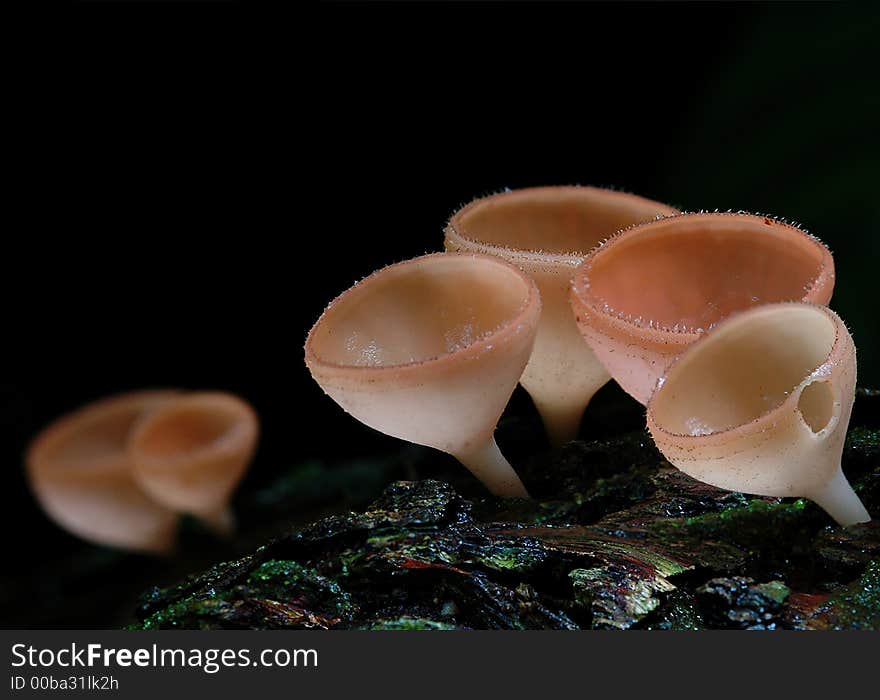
left=752, top=580, right=791, bottom=605
left=131, top=561, right=358, bottom=629
left=470, top=544, right=546, bottom=573
left=246, top=560, right=356, bottom=619
left=652, top=498, right=809, bottom=542
left=821, top=559, right=880, bottom=630
left=363, top=617, right=459, bottom=631
left=336, top=549, right=367, bottom=577
left=135, top=594, right=229, bottom=630
left=366, top=532, right=404, bottom=548
left=641, top=590, right=705, bottom=630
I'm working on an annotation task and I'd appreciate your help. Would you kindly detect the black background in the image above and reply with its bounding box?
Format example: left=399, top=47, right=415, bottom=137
left=2, top=1, right=878, bottom=626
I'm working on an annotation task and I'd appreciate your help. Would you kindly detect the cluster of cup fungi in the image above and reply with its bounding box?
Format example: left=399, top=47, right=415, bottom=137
left=305, top=186, right=871, bottom=528
left=26, top=390, right=258, bottom=553
left=25, top=185, right=872, bottom=556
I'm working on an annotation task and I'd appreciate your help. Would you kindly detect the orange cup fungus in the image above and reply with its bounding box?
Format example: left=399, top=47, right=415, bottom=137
left=129, top=392, right=259, bottom=535
left=445, top=186, right=678, bottom=445
left=26, top=390, right=259, bottom=552
left=26, top=391, right=181, bottom=554
left=571, top=212, right=835, bottom=405
left=647, top=303, right=869, bottom=527
left=305, top=252, right=540, bottom=498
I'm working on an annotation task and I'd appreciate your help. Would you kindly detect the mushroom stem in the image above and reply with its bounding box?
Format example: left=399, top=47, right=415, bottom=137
left=531, top=396, right=586, bottom=447
left=809, top=469, right=871, bottom=527
left=456, top=437, right=530, bottom=499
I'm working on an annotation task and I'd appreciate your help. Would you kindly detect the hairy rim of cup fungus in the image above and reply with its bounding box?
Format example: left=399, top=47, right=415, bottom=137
left=304, top=252, right=541, bottom=498
left=128, top=392, right=260, bottom=535
left=445, top=186, right=679, bottom=446
left=571, top=212, right=835, bottom=405
left=647, top=303, right=870, bottom=527
left=25, top=390, right=181, bottom=554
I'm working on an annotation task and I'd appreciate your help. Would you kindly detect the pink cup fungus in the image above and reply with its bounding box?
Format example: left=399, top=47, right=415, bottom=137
left=445, top=186, right=678, bottom=445
left=571, top=212, right=835, bottom=405
left=26, top=389, right=260, bottom=551
left=25, top=390, right=181, bottom=554
left=128, top=392, right=260, bottom=535
left=304, top=252, right=541, bottom=498
left=647, top=303, right=870, bottom=527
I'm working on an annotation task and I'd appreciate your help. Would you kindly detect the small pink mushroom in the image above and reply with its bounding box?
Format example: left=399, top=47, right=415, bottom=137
left=647, top=303, right=870, bottom=527
left=571, top=212, right=835, bottom=405
left=445, top=185, right=678, bottom=445
left=128, top=392, right=259, bottom=535
left=305, top=252, right=541, bottom=498
left=25, top=390, right=180, bottom=554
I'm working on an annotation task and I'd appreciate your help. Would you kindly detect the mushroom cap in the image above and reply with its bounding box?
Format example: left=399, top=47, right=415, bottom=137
left=646, top=303, right=854, bottom=499
left=571, top=212, right=835, bottom=404
left=445, top=186, right=680, bottom=266
left=25, top=390, right=180, bottom=554
left=128, top=392, right=259, bottom=518
left=445, top=186, right=679, bottom=435
left=304, top=252, right=541, bottom=455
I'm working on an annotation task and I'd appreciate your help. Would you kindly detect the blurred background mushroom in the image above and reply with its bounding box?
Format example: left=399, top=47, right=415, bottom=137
left=27, top=390, right=259, bottom=552
left=25, top=391, right=181, bottom=554
left=129, top=392, right=259, bottom=535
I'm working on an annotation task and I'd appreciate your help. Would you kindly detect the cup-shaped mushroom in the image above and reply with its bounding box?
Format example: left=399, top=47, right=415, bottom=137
left=647, top=303, right=869, bottom=527
left=128, top=392, right=259, bottom=534
left=571, top=212, right=835, bottom=405
left=445, top=186, right=679, bottom=445
left=25, top=390, right=180, bottom=554
left=304, top=252, right=541, bottom=498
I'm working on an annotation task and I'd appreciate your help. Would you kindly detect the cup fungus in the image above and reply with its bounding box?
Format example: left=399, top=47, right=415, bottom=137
left=25, top=390, right=181, bottom=554
left=571, top=212, right=835, bottom=405
left=304, top=252, right=541, bottom=498
left=128, top=392, right=259, bottom=534
left=646, top=303, right=870, bottom=527
left=445, top=186, right=678, bottom=445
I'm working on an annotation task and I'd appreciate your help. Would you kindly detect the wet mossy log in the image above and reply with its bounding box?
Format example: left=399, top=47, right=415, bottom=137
left=132, top=389, right=880, bottom=630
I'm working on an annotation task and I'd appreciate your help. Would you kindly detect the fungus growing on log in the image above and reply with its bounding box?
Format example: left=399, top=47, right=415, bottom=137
left=647, top=303, right=870, bottom=527
left=25, top=390, right=180, bottom=553
left=305, top=252, right=541, bottom=498
left=570, top=212, right=835, bottom=405
left=129, top=392, right=260, bottom=534
left=445, top=185, right=678, bottom=445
